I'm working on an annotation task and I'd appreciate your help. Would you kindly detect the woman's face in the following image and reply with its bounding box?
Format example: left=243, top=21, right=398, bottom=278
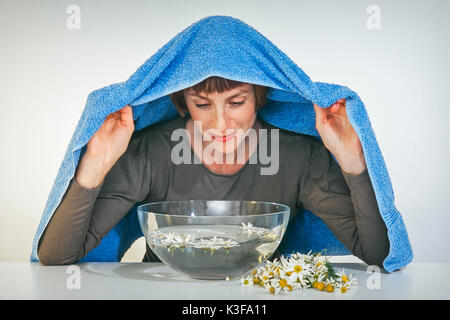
left=183, top=83, right=257, bottom=155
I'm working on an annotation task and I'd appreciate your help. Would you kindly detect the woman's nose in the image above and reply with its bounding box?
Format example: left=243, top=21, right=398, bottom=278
left=214, top=111, right=227, bottom=132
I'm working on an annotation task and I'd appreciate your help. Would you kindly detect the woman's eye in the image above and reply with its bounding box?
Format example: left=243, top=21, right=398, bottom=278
left=194, top=101, right=245, bottom=108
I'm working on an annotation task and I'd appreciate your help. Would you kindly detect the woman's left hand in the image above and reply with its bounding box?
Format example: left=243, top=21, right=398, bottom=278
left=313, top=98, right=366, bottom=175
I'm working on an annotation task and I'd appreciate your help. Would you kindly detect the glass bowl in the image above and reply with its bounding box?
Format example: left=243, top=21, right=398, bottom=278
left=137, top=200, right=290, bottom=280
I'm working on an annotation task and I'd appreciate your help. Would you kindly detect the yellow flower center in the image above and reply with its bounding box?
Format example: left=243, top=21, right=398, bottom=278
left=279, top=279, right=287, bottom=288
left=252, top=269, right=258, bottom=276
left=294, top=265, right=303, bottom=273
left=312, top=281, right=319, bottom=288
left=269, top=287, right=275, bottom=294
left=243, top=279, right=249, bottom=285
left=287, top=285, right=293, bottom=291
left=316, top=262, right=322, bottom=267
left=340, top=286, right=348, bottom=293
left=342, top=275, right=349, bottom=283
left=317, top=282, right=325, bottom=291
left=286, top=271, right=292, bottom=276
left=326, top=284, right=334, bottom=292
left=253, top=278, right=260, bottom=285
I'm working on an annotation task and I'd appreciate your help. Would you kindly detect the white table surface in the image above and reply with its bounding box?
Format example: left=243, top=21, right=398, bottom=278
left=0, top=262, right=449, bottom=300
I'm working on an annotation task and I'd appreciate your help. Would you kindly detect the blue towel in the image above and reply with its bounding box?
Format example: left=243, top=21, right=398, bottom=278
left=30, top=15, right=413, bottom=273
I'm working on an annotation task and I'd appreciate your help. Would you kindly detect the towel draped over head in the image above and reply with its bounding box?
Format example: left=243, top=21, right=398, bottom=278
left=30, top=15, right=413, bottom=272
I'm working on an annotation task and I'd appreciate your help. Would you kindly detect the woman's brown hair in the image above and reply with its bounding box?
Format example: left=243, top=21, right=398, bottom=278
left=169, top=76, right=268, bottom=117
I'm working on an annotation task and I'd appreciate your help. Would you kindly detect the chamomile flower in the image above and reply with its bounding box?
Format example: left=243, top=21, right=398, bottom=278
left=241, top=276, right=253, bottom=286
left=240, top=222, right=266, bottom=237
left=173, top=233, right=194, bottom=248
left=285, top=259, right=312, bottom=283
left=222, top=238, right=239, bottom=249
left=264, top=258, right=280, bottom=272
left=160, top=232, right=176, bottom=247
left=264, top=279, right=281, bottom=295
left=257, top=268, right=275, bottom=286
left=241, top=222, right=254, bottom=234
left=279, top=255, right=290, bottom=267
left=277, top=275, right=292, bottom=293
left=313, top=256, right=328, bottom=271
left=240, top=251, right=358, bottom=295
left=336, top=268, right=358, bottom=287
left=150, top=230, right=241, bottom=254
left=194, top=238, right=212, bottom=250
left=290, top=251, right=312, bottom=263
left=308, top=268, right=327, bottom=288
left=324, top=278, right=337, bottom=293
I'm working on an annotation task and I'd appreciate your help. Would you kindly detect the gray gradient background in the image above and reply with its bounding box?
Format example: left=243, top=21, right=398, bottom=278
left=0, top=0, right=448, bottom=263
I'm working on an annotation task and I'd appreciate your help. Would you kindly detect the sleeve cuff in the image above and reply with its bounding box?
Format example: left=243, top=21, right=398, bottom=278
left=342, top=168, right=371, bottom=187
left=69, top=177, right=104, bottom=199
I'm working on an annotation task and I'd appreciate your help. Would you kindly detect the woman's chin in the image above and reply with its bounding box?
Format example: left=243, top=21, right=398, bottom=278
left=213, top=144, right=237, bottom=156
left=211, top=142, right=247, bottom=162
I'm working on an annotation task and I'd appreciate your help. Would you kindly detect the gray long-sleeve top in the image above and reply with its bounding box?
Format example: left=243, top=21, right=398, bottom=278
left=37, top=115, right=390, bottom=267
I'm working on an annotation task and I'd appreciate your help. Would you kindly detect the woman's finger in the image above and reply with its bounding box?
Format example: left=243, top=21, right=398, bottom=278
left=120, top=105, right=134, bottom=128
left=313, top=103, right=327, bottom=126
left=330, top=103, right=340, bottom=113
left=330, top=99, right=348, bottom=121
left=106, top=111, right=120, bottom=120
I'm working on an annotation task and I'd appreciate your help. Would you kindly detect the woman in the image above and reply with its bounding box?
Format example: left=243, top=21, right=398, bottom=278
left=37, top=77, right=390, bottom=267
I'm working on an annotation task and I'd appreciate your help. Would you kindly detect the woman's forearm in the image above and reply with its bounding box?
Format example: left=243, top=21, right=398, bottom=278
left=342, top=169, right=390, bottom=267
left=335, top=150, right=367, bottom=176
left=299, top=142, right=390, bottom=268
left=37, top=177, right=103, bottom=265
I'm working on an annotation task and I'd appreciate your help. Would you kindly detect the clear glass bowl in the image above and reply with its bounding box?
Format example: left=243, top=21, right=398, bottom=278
left=137, top=200, right=290, bottom=280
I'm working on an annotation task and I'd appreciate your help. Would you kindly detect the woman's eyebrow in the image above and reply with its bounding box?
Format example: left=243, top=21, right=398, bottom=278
left=188, top=89, right=249, bottom=100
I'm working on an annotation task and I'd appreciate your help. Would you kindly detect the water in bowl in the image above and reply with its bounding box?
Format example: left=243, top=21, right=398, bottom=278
left=145, top=224, right=281, bottom=280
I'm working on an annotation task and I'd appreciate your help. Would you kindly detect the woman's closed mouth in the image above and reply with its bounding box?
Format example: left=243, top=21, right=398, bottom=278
left=212, top=130, right=237, bottom=142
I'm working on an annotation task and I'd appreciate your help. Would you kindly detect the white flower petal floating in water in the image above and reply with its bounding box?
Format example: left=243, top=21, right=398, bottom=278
left=240, top=222, right=267, bottom=237
left=149, top=230, right=240, bottom=253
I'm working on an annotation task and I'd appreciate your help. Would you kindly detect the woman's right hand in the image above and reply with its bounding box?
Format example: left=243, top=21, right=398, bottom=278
left=75, top=105, right=135, bottom=189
